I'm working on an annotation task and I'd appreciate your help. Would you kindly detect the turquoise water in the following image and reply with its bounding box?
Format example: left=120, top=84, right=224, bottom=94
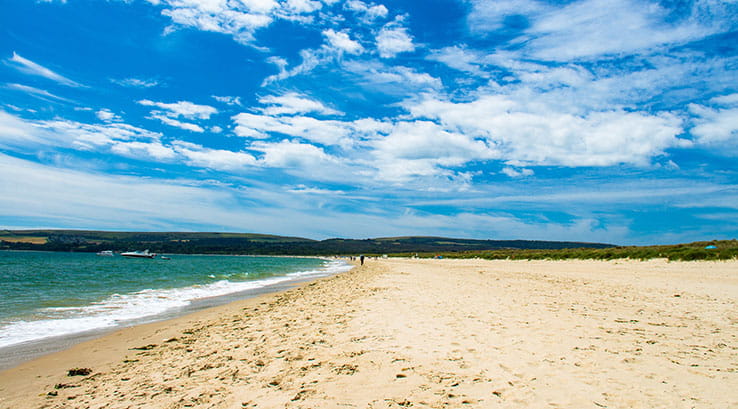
left=0, top=251, right=349, bottom=348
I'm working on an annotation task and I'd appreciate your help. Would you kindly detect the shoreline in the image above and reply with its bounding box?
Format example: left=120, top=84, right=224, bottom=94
left=0, top=263, right=357, bottom=407
left=1, top=258, right=736, bottom=408
left=0, top=256, right=351, bottom=371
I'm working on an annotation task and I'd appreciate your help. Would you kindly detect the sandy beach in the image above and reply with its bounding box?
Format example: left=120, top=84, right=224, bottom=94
left=1, top=258, right=736, bottom=408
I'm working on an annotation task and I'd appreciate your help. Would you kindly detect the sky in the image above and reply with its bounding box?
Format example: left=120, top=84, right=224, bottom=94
left=0, top=0, right=737, bottom=245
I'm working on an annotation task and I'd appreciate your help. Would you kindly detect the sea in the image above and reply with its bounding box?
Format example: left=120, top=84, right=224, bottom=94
left=0, top=250, right=351, bottom=369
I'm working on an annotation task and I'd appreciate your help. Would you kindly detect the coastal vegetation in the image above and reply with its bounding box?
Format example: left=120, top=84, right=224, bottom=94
left=404, top=240, right=738, bottom=261
left=1, top=230, right=734, bottom=260
left=0, top=230, right=610, bottom=255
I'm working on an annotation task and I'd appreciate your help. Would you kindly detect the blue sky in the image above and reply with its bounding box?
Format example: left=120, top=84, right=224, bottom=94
left=1, top=0, right=737, bottom=244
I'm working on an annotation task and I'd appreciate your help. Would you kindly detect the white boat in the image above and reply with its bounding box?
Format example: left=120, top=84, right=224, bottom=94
left=96, top=250, right=114, bottom=256
left=121, top=250, right=156, bottom=259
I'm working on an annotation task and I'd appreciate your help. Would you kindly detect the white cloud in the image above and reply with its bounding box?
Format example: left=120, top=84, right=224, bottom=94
left=36, top=119, right=163, bottom=153
left=110, top=140, right=178, bottom=161
left=351, top=117, right=392, bottom=135
left=501, top=167, right=534, bottom=178
left=149, top=114, right=205, bottom=133
left=288, top=184, right=346, bottom=195
left=0, top=109, right=173, bottom=160
left=344, top=0, right=388, bottom=22
left=233, top=112, right=351, bottom=145
left=711, top=93, right=738, bottom=106
left=137, top=99, right=217, bottom=132
left=7, top=52, right=84, bottom=87
left=138, top=99, right=217, bottom=120
left=0, top=152, right=252, bottom=231
left=251, top=139, right=336, bottom=168
left=96, top=109, right=121, bottom=123
left=258, top=92, right=342, bottom=116
left=110, top=77, right=159, bottom=88
left=283, top=0, right=322, bottom=14
left=467, top=0, right=727, bottom=61
left=212, top=95, right=243, bottom=106
left=367, top=120, right=498, bottom=183
left=527, top=0, right=714, bottom=61
left=376, top=20, right=415, bottom=58
left=466, top=0, right=546, bottom=33
left=407, top=94, right=688, bottom=167
left=344, top=61, right=442, bottom=93
left=0, top=110, right=50, bottom=149
left=240, top=0, right=279, bottom=14
left=161, top=2, right=273, bottom=44
left=173, top=141, right=257, bottom=170
left=322, top=29, right=364, bottom=55
left=5, top=83, right=74, bottom=103
left=373, top=120, right=497, bottom=163
left=149, top=0, right=342, bottom=45
left=689, top=102, right=738, bottom=149
left=262, top=49, right=326, bottom=85
left=427, top=46, right=488, bottom=77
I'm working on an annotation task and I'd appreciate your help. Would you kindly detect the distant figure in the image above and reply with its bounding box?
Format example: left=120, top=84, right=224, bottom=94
left=360, top=255, right=365, bottom=265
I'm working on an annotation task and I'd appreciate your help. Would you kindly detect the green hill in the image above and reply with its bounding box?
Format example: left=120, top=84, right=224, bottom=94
left=0, top=230, right=611, bottom=255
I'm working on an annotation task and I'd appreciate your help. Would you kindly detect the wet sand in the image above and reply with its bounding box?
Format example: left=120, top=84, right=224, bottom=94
left=1, top=258, right=736, bottom=408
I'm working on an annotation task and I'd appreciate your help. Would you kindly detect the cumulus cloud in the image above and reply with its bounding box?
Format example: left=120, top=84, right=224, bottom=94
left=367, top=120, right=498, bottom=183
left=283, top=0, right=322, bottom=14
left=150, top=0, right=338, bottom=45
left=344, top=0, right=388, bottom=22
left=6, top=52, right=84, bottom=87
left=407, top=94, right=688, bottom=167
left=689, top=97, right=738, bottom=150
left=322, top=29, right=364, bottom=55
left=160, top=1, right=274, bottom=44
left=240, top=0, right=279, bottom=14
left=376, top=19, right=415, bottom=58
left=96, top=108, right=122, bottom=123
left=251, top=139, right=336, bottom=168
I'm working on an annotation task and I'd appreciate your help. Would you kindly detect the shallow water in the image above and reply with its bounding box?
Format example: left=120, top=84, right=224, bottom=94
left=0, top=251, right=349, bottom=350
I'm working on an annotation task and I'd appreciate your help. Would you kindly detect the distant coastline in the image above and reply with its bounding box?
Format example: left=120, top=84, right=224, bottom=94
left=0, top=229, right=612, bottom=256
left=2, top=229, right=736, bottom=261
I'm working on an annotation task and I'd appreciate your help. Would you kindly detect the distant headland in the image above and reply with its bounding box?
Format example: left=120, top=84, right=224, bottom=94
left=2, top=229, right=736, bottom=261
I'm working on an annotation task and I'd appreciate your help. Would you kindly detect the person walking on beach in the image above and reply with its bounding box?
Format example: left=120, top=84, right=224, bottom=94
left=360, top=255, right=365, bottom=265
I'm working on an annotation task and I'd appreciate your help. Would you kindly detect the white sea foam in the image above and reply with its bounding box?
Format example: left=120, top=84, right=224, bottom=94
left=0, top=260, right=352, bottom=349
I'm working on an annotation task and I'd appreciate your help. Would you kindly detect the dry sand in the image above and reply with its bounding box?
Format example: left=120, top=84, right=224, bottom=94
left=1, top=258, right=736, bottom=408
